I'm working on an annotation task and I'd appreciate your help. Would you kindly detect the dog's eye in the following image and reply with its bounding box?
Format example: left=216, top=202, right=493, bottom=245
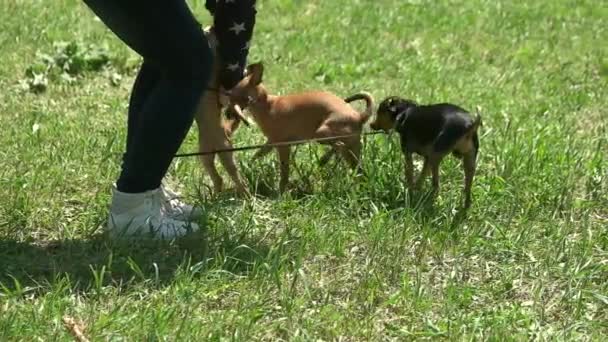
left=389, top=105, right=397, bottom=112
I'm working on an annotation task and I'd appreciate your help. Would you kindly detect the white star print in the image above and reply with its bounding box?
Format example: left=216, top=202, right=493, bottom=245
left=242, top=40, right=250, bottom=51
left=229, top=22, right=246, bottom=35
left=227, top=62, right=240, bottom=71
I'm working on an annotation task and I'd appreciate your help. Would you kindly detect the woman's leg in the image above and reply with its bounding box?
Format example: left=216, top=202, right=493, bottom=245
left=127, top=62, right=159, bottom=153
left=82, top=0, right=213, bottom=193
left=122, top=61, right=160, bottom=172
left=82, top=0, right=213, bottom=237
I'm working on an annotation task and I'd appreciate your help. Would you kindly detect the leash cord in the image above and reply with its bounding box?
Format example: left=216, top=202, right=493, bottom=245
left=174, top=131, right=386, bottom=158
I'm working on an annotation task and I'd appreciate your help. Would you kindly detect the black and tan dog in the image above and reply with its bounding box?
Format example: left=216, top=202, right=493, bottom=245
left=369, top=97, right=482, bottom=208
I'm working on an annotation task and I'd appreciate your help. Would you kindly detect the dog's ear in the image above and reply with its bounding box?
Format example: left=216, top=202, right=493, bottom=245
left=387, top=98, right=396, bottom=112
left=396, top=99, right=418, bottom=113
left=247, top=62, right=264, bottom=85
left=386, top=97, right=404, bottom=114
left=386, top=97, right=403, bottom=119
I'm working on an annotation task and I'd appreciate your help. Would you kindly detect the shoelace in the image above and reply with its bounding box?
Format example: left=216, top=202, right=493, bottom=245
left=161, top=185, right=192, bottom=216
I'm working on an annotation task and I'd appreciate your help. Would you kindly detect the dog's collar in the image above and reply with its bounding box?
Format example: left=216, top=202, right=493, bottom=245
left=394, top=109, right=411, bottom=128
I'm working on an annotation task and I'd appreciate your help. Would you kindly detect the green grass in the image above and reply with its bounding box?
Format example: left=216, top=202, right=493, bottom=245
left=1, top=0, right=607, bottom=340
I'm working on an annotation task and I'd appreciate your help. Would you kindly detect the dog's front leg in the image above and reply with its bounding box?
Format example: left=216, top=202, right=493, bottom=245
left=201, top=154, right=223, bottom=193
left=404, top=152, right=415, bottom=191
left=277, top=146, right=291, bottom=194
left=462, top=151, right=477, bottom=208
left=415, top=157, right=430, bottom=189
left=195, top=92, right=225, bottom=194
left=217, top=150, right=251, bottom=197
left=215, top=133, right=251, bottom=197
left=401, top=138, right=415, bottom=192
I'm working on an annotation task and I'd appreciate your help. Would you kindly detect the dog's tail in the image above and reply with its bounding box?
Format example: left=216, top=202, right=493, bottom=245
left=468, top=109, right=483, bottom=154
left=467, top=112, right=483, bottom=135
left=344, top=91, right=375, bottom=123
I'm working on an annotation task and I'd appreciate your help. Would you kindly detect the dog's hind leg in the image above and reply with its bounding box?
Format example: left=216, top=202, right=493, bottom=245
left=318, top=148, right=336, bottom=166
left=462, top=151, right=477, bottom=208
left=313, top=125, right=346, bottom=168
left=252, top=141, right=273, bottom=161
left=429, top=155, right=444, bottom=195
left=339, top=139, right=363, bottom=175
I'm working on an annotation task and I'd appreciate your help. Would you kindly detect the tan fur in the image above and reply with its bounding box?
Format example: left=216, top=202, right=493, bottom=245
left=230, top=62, right=374, bottom=193
left=454, top=113, right=482, bottom=154
left=193, top=27, right=250, bottom=196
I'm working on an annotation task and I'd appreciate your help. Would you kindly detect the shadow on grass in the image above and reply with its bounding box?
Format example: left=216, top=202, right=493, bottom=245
left=0, top=225, right=272, bottom=295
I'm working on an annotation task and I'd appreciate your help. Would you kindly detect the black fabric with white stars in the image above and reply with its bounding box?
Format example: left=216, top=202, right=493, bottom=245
left=205, top=0, right=257, bottom=90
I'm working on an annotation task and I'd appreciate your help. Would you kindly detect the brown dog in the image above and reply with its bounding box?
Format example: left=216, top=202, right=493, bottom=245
left=228, top=62, right=374, bottom=193
left=193, top=27, right=251, bottom=196
left=370, top=96, right=482, bottom=208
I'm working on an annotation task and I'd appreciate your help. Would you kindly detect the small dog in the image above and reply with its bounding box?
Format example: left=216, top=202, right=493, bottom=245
left=193, top=27, right=251, bottom=196
left=228, top=62, right=374, bottom=193
left=370, top=96, right=482, bottom=208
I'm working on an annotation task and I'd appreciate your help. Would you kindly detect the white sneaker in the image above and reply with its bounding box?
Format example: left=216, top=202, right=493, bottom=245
left=160, top=183, right=203, bottom=221
left=107, top=186, right=199, bottom=240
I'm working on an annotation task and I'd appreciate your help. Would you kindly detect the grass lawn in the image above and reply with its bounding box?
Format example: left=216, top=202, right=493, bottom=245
left=1, top=0, right=607, bottom=340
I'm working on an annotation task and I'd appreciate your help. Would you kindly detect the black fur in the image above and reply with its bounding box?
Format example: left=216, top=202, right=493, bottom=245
left=379, top=97, right=479, bottom=155
left=375, top=96, right=481, bottom=208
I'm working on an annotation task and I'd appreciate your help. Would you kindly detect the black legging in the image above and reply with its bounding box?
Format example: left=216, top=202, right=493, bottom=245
left=82, top=0, right=214, bottom=193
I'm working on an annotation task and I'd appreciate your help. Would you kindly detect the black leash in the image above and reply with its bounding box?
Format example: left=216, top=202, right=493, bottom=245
left=174, top=131, right=386, bottom=158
